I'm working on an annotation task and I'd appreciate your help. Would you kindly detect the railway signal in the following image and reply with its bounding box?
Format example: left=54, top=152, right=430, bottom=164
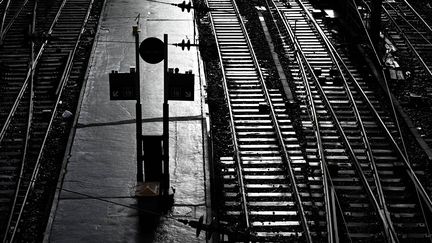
left=171, top=0, right=211, bottom=13
left=135, top=33, right=171, bottom=202
left=139, top=37, right=165, bottom=64
left=108, top=25, right=170, bottom=200
left=177, top=39, right=190, bottom=50
left=173, top=39, right=200, bottom=50
left=109, top=23, right=197, bottom=209
left=146, top=0, right=211, bottom=14
left=175, top=1, right=192, bottom=12
left=135, top=34, right=196, bottom=206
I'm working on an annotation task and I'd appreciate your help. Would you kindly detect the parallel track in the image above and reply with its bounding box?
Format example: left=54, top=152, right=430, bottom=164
left=382, top=0, right=432, bottom=78
left=206, top=0, right=328, bottom=240
left=356, top=0, right=432, bottom=157
left=0, top=0, right=94, bottom=241
left=267, top=0, right=432, bottom=241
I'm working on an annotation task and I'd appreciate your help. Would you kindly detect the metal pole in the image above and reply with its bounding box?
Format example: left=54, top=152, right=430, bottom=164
left=133, top=25, right=143, bottom=182
left=163, top=34, right=169, bottom=198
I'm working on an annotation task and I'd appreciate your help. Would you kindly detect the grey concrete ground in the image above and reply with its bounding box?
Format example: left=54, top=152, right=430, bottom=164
left=46, top=0, right=208, bottom=242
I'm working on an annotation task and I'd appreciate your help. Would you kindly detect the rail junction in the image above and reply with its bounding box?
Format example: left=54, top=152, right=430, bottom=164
left=1, top=0, right=432, bottom=242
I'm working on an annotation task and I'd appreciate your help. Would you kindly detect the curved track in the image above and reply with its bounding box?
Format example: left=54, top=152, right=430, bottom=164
left=206, top=0, right=432, bottom=241
left=0, top=0, right=94, bottom=241
left=356, top=0, right=432, bottom=156
left=381, top=0, right=432, bottom=78
left=266, top=0, right=432, bottom=241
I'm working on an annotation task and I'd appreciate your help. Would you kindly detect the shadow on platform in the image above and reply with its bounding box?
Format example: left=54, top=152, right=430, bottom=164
left=134, top=189, right=175, bottom=241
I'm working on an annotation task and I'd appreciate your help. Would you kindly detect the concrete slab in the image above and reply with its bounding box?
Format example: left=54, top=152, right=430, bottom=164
left=45, top=0, right=208, bottom=242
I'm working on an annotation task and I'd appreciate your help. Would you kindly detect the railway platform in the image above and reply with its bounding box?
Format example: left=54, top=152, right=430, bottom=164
left=43, top=0, right=210, bottom=242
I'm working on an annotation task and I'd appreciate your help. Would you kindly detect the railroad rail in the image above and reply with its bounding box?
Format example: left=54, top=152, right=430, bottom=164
left=0, top=0, right=31, bottom=45
left=266, top=0, right=432, bottom=241
left=356, top=0, right=432, bottom=155
left=0, top=0, right=95, bottom=241
left=206, top=0, right=331, bottom=240
left=380, top=0, right=432, bottom=78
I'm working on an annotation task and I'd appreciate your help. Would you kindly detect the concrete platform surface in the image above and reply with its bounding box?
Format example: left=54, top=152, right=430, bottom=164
left=45, top=0, right=209, bottom=242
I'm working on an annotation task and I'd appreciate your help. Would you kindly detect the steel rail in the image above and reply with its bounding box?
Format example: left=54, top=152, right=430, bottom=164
left=271, top=2, right=390, bottom=240
left=6, top=0, right=95, bottom=238
left=382, top=4, right=432, bottom=77
left=7, top=52, right=73, bottom=243
left=318, top=8, right=432, bottom=217
left=350, top=0, right=385, bottom=65
left=295, top=20, right=395, bottom=243
left=295, top=1, right=399, bottom=241
left=31, top=0, right=94, bottom=196
left=385, top=2, right=432, bottom=46
left=385, top=2, right=432, bottom=238
left=355, top=2, right=432, bottom=213
left=204, top=0, right=251, bottom=235
left=264, top=0, right=335, bottom=241
left=1, top=1, right=36, bottom=241
left=356, top=0, right=415, bottom=179
left=279, top=0, right=399, bottom=241
left=328, top=33, right=432, bottom=234
left=354, top=2, right=432, bottom=237
left=230, top=0, right=313, bottom=240
left=299, top=0, right=432, bottom=234
left=290, top=23, right=336, bottom=243
left=321, top=21, right=399, bottom=243
left=0, top=0, right=11, bottom=41
left=0, top=68, right=31, bottom=140
left=208, top=0, right=313, bottom=239
left=403, top=0, right=432, bottom=34
left=295, top=44, right=336, bottom=243
left=0, top=0, right=66, bottom=143
left=0, top=0, right=30, bottom=43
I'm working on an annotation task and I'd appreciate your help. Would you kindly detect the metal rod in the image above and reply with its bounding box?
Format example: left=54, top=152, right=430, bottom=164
left=133, top=25, right=143, bottom=182
left=163, top=33, right=169, bottom=197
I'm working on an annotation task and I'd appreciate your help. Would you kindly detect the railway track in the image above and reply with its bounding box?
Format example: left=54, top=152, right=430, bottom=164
left=381, top=0, right=432, bottom=78
left=206, top=0, right=329, bottom=241
left=265, top=0, right=432, bottom=241
left=0, top=0, right=95, bottom=241
left=379, top=0, right=432, bottom=147
left=204, top=0, right=432, bottom=240
left=355, top=0, right=432, bottom=152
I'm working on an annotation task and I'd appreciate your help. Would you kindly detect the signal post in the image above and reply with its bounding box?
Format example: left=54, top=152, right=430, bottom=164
left=108, top=18, right=195, bottom=210
left=136, top=31, right=173, bottom=205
